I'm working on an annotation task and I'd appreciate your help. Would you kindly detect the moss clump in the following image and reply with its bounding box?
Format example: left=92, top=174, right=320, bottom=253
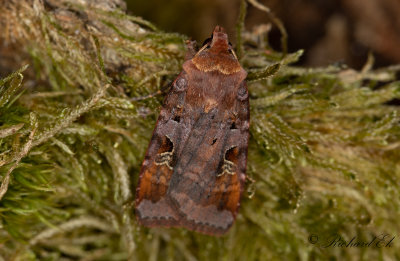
left=0, top=0, right=399, bottom=260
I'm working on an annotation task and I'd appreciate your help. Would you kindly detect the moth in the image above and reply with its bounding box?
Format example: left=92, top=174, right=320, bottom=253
left=135, top=26, right=249, bottom=235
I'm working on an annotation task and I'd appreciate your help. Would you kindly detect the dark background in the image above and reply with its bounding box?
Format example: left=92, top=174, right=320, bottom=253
left=125, top=0, right=400, bottom=69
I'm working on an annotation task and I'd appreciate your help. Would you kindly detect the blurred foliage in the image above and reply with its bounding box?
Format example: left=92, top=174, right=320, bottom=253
left=0, top=0, right=400, bottom=260
left=126, top=0, right=400, bottom=69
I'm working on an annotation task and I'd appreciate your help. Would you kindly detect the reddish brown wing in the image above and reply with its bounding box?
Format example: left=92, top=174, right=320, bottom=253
left=135, top=72, right=189, bottom=227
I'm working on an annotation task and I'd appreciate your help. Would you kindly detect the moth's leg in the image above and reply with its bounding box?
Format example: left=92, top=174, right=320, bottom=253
left=130, top=66, right=191, bottom=102
left=130, top=80, right=173, bottom=102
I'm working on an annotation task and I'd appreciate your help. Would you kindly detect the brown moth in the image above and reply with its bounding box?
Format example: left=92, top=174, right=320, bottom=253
left=135, top=26, right=249, bottom=235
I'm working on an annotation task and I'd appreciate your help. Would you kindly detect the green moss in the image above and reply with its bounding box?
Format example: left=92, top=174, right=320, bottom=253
left=0, top=1, right=399, bottom=260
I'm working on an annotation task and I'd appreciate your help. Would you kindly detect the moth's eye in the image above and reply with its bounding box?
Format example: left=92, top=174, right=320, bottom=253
left=200, top=34, right=213, bottom=50
left=198, top=42, right=211, bottom=53
left=202, top=36, right=213, bottom=47
left=229, top=48, right=238, bottom=60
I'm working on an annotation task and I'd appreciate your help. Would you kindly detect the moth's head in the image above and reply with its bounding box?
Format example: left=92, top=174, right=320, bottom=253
left=201, top=26, right=236, bottom=58
left=192, top=26, right=242, bottom=75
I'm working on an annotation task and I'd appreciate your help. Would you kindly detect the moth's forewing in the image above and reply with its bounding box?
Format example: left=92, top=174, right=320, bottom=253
left=135, top=26, right=249, bottom=236
left=135, top=72, right=188, bottom=227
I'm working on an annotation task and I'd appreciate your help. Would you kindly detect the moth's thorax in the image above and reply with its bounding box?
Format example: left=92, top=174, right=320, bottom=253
left=192, top=52, right=241, bottom=75
left=183, top=61, right=245, bottom=113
